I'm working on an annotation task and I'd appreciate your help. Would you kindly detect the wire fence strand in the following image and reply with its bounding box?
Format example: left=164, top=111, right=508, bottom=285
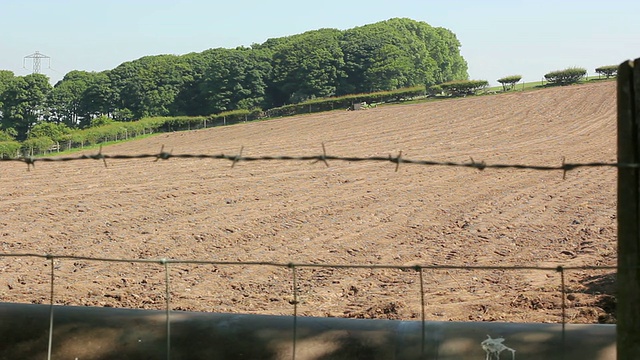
left=0, top=253, right=619, bottom=271
left=0, top=146, right=630, bottom=176
left=47, top=256, right=54, bottom=360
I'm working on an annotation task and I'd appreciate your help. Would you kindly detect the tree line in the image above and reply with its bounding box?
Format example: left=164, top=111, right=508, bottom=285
left=0, top=18, right=468, bottom=142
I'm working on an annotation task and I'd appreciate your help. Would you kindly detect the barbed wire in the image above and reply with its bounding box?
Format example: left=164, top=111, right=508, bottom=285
left=0, top=145, right=627, bottom=178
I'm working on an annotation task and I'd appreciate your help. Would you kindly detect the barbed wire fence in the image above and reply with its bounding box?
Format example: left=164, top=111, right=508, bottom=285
left=0, top=148, right=623, bottom=360
left=0, top=144, right=630, bottom=175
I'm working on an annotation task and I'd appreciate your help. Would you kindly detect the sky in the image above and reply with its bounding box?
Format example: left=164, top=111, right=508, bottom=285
left=1, top=0, right=639, bottom=86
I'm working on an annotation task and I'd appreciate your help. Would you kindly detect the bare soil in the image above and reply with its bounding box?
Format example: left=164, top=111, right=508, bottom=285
left=0, top=81, right=617, bottom=324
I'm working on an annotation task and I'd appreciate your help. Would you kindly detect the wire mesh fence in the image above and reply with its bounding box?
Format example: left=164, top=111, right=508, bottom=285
left=0, top=252, right=618, bottom=360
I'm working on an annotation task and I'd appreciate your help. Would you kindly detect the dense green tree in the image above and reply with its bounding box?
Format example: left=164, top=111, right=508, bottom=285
left=200, top=48, right=270, bottom=113
left=0, top=70, right=14, bottom=102
left=0, top=73, right=52, bottom=140
left=170, top=52, right=210, bottom=116
left=0, top=128, right=17, bottom=141
left=340, top=21, right=413, bottom=94
left=81, top=71, right=119, bottom=124
left=267, top=29, right=346, bottom=105
left=430, top=27, right=468, bottom=84
left=0, top=70, right=16, bottom=125
left=339, top=18, right=467, bottom=94
left=364, top=43, right=414, bottom=91
left=0, top=17, right=469, bottom=129
left=109, top=55, right=191, bottom=119
left=48, top=70, right=96, bottom=127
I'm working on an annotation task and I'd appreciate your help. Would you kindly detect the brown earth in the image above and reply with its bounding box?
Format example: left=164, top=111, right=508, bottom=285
left=0, top=81, right=617, bottom=324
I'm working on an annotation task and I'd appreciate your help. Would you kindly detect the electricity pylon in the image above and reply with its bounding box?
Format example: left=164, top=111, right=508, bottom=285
left=23, top=51, right=51, bottom=74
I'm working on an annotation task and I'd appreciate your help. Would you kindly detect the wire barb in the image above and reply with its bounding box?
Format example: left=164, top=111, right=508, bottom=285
left=469, top=157, right=486, bottom=171
left=311, top=143, right=330, bottom=167
left=390, top=151, right=403, bottom=172
left=85, top=145, right=108, bottom=167
left=155, top=145, right=173, bottom=162
left=231, top=146, right=244, bottom=168
left=24, top=157, right=35, bottom=171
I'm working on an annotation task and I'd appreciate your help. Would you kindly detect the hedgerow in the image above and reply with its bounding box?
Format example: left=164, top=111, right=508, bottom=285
left=544, top=67, right=586, bottom=85
left=22, top=137, right=54, bottom=156
left=265, top=86, right=425, bottom=117
left=439, top=80, right=489, bottom=97
left=595, top=65, right=618, bottom=78
left=0, top=141, right=21, bottom=158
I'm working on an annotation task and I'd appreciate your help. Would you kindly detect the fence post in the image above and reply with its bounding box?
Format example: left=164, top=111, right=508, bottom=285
left=617, top=58, right=640, bottom=360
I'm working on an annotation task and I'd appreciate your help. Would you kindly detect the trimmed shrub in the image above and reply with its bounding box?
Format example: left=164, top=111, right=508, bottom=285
left=497, top=75, right=522, bottom=91
left=544, top=67, right=586, bottom=85
left=22, top=137, right=54, bottom=156
left=595, top=65, right=618, bottom=79
left=439, top=80, right=489, bottom=97
left=0, top=141, right=21, bottom=158
left=162, top=116, right=208, bottom=131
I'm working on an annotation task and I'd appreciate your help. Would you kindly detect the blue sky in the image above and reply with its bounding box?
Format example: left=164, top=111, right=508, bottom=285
left=1, top=0, right=638, bottom=85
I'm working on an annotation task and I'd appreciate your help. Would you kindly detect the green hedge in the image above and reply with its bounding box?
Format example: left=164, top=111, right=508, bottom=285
left=544, top=67, right=586, bottom=85
left=595, top=65, right=618, bottom=78
left=265, top=86, right=425, bottom=117
left=0, top=141, right=21, bottom=158
left=439, top=80, right=489, bottom=96
left=158, top=116, right=208, bottom=131
left=209, top=109, right=265, bottom=126
left=22, top=137, right=54, bottom=156
left=63, top=119, right=165, bottom=148
left=497, top=75, right=522, bottom=91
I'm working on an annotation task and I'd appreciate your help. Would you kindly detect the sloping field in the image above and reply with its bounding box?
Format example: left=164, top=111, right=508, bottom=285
left=0, top=81, right=617, bottom=323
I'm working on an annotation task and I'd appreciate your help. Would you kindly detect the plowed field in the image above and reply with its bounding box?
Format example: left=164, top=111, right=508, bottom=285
left=0, top=81, right=618, bottom=324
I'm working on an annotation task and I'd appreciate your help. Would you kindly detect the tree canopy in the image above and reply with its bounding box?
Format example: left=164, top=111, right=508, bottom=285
left=0, top=18, right=468, bottom=137
left=0, top=73, right=52, bottom=140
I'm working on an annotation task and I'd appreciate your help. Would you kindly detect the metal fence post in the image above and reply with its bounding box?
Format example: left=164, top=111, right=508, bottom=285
left=617, top=58, right=640, bottom=359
